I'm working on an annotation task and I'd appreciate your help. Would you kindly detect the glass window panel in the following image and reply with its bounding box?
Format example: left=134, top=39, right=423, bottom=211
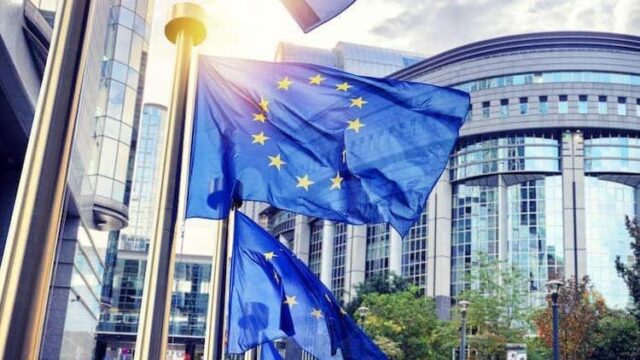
left=118, top=6, right=135, bottom=29
left=103, top=24, right=117, bottom=60
left=539, top=96, right=548, bottom=114
left=121, top=0, right=136, bottom=10
left=104, top=117, right=120, bottom=139
left=106, top=80, right=126, bottom=119
left=558, top=95, right=568, bottom=114
left=120, top=124, right=133, bottom=144
left=482, top=101, right=490, bottom=118
left=598, top=96, right=608, bottom=114
left=115, top=143, right=130, bottom=182
left=112, top=181, right=125, bottom=202
left=519, top=97, right=528, bottom=115
left=98, top=138, right=118, bottom=177
left=500, top=99, right=509, bottom=118
left=136, top=0, right=148, bottom=16
left=127, top=67, right=139, bottom=90
left=109, top=60, right=128, bottom=84
left=129, top=34, right=143, bottom=71
left=113, top=26, right=133, bottom=65
left=96, top=176, right=113, bottom=198
left=618, top=97, right=627, bottom=116
left=134, top=14, right=146, bottom=36
left=122, top=87, right=137, bottom=127
left=578, top=95, right=588, bottom=114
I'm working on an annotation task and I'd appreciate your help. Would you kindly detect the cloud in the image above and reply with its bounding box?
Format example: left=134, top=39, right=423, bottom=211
left=370, top=0, right=640, bottom=56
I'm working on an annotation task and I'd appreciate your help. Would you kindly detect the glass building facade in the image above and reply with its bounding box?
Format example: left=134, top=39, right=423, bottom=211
left=254, top=33, right=640, bottom=316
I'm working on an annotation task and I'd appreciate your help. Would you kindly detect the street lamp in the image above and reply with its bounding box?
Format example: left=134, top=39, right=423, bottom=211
left=459, top=300, right=470, bottom=360
left=357, top=306, right=370, bottom=330
left=546, top=279, right=564, bottom=360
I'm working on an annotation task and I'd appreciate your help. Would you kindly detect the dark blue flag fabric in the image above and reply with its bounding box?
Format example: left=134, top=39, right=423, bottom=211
left=260, top=342, right=282, bottom=360
left=187, top=56, right=469, bottom=236
left=228, top=211, right=387, bottom=359
left=279, top=0, right=355, bottom=33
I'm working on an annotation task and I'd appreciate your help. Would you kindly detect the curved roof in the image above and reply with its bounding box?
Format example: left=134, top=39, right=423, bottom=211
left=392, top=31, right=640, bottom=79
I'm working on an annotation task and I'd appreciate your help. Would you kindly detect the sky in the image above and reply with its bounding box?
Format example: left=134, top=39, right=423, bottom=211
left=144, top=0, right=640, bottom=255
left=143, top=0, right=640, bottom=106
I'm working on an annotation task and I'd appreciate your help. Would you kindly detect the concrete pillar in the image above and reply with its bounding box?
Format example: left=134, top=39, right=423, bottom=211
left=426, top=174, right=453, bottom=319
left=293, top=215, right=310, bottom=263
left=498, top=175, right=509, bottom=264
left=561, top=131, right=586, bottom=279
left=388, top=229, right=403, bottom=275
left=320, top=221, right=335, bottom=287
left=345, top=225, right=366, bottom=302
left=41, top=216, right=81, bottom=360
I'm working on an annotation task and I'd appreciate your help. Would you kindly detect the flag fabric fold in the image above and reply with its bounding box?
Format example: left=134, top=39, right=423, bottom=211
left=279, top=0, right=356, bottom=33
left=228, top=211, right=387, bottom=359
left=186, top=56, right=469, bottom=236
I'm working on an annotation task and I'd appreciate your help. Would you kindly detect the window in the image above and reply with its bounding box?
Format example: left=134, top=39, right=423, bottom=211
left=618, top=97, right=627, bottom=116
left=598, top=96, right=608, bottom=114
left=539, top=96, right=548, bottom=114
left=578, top=95, right=588, bottom=114
left=519, top=97, right=528, bottom=115
left=558, top=95, right=568, bottom=114
left=636, top=99, right=640, bottom=117
left=482, top=101, right=490, bottom=118
left=500, top=99, right=509, bottom=118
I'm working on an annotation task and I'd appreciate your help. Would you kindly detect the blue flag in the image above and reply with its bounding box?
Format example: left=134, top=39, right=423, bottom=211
left=260, top=342, right=282, bottom=360
left=187, top=56, right=469, bottom=236
left=279, top=0, right=355, bottom=33
left=228, top=211, right=387, bottom=359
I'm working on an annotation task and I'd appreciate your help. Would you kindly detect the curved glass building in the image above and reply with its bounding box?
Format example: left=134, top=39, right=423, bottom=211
left=254, top=32, right=640, bottom=315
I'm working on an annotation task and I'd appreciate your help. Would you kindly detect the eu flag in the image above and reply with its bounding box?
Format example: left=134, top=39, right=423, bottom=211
left=187, top=56, right=469, bottom=236
left=279, top=0, right=355, bottom=33
left=228, top=211, right=387, bottom=359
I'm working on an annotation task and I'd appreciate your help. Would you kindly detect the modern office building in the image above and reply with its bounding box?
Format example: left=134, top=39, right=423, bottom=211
left=255, top=33, right=640, bottom=316
left=97, top=104, right=211, bottom=360
left=275, top=41, right=424, bottom=77
left=0, top=0, right=152, bottom=358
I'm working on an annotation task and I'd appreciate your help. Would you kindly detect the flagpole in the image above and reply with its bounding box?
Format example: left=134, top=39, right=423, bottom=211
left=204, top=206, right=236, bottom=360
left=0, top=0, right=93, bottom=358
left=134, top=3, right=207, bottom=359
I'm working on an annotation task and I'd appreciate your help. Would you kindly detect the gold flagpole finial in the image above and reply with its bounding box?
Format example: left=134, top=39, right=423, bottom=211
left=165, top=2, right=207, bottom=45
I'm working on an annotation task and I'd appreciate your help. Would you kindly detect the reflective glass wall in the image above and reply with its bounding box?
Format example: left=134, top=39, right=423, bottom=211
left=365, top=224, right=390, bottom=278
left=585, top=177, right=636, bottom=308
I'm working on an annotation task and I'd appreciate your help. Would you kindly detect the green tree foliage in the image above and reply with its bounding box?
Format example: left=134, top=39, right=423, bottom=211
left=456, top=255, right=532, bottom=359
left=360, top=288, right=457, bottom=360
left=616, top=216, right=640, bottom=323
left=592, top=311, right=640, bottom=360
left=344, top=272, right=411, bottom=315
left=532, top=276, right=606, bottom=360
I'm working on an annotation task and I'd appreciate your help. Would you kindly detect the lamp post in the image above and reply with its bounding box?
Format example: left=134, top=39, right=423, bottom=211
left=459, top=300, right=469, bottom=360
left=357, top=306, right=370, bottom=330
left=546, top=279, right=564, bottom=360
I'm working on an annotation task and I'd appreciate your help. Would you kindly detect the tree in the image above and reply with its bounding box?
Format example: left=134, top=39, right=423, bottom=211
left=532, top=276, right=606, bottom=360
left=360, top=288, right=456, bottom=360
left=456, top=255, right=532, bottom=359
left=344, top=272, right=411, bottom=315
left=616, top=216, right=640, bottom=323
left=592, top=311, right=640, bottom=360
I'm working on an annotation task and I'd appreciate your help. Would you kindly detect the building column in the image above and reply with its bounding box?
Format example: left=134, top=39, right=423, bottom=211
left=320, top=221, right=335, bottom=287
left=561, top=131, right=586, bottom=279
left=426, top=174, right=453, bottom=319
left=293, top=215, right=310, bottom=263
left=388, top=229, right=403, bottom=276
left=345, top=225, right=366, bottom=302
left=41, top=215, right=81, bottom=360
left=498, top=175, right=509, bottom=264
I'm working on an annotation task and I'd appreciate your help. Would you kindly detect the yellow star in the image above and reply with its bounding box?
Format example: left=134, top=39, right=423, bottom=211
left=277, top=76, right=293, bottom=90
left=346, top=118, right=365, bottom=133
left=308, top=74, right=326, bottom=85
left=268, top=154, right=285, bottom=171
left=259, top=97, right=270, bottom=112
left=296, top=174, right=314, bottom=191
left=310, top=308, right=323, bottom=319
left=336, top=82, right=352, bottom=91
left=330, top=172, right=343, bottom=190
left=284, top=295, right=298, bottom=307
left=264, top=251, right=277, bottom=261
left=251, top=131, right=270, bottom=145
left=350, top=96, right=367, bottom=108
left=253, top=113, right=267, bottom=123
